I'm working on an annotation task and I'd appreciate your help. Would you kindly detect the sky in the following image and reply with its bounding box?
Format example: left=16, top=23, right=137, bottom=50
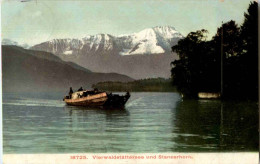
left=1, top=0, right=253, bottom=46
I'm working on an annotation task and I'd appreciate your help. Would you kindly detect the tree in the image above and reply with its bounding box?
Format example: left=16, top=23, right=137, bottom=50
left=212, top=21, right=242, bottom=99
left=238, top=1, right=258, bottom=99
left=213, top=20, right=241, bottom=58
left=171, top=30, right=212, bottom=98
left=171, top=2, right=258, bottom=100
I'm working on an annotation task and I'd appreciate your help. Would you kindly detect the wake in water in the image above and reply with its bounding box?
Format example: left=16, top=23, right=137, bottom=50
left=3, top=98, right=64, bottom=108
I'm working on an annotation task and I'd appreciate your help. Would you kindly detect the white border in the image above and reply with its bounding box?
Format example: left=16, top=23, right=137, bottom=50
left=0, top=1, right=259, bottom=164
left=2, top=153, right=259, bottom=164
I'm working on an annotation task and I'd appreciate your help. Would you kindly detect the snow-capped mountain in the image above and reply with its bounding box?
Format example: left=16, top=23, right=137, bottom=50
left=31, top=26, right=183, bottom=56
left=119, top=26, right=183, bottom=55
left=30, top=26, right=182, bottom=79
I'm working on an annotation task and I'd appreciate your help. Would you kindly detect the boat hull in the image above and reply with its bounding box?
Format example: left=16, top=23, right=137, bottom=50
left=64, top=92, right=108, bottom=107
left=104, top=93, right=130, bottom=107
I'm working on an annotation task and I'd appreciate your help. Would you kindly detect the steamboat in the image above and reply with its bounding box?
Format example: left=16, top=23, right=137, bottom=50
left=63, top=88, right=130, bottom=108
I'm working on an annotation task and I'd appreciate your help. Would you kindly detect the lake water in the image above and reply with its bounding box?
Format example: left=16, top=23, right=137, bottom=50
left=3, top=92, right=258, bottom=153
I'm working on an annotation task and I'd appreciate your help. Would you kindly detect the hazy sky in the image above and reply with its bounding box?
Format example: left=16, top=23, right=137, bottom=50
left=2, top=0, right=252, bottom=46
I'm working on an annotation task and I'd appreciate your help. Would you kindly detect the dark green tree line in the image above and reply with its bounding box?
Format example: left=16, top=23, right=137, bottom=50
left=171, top=1, right=258, bottom=100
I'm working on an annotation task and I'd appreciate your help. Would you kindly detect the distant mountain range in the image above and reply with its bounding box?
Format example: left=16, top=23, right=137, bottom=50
left=4, top=26, right=183, bottom=79
left=2, top=46, right=133, bottom=93
left=31, top=26, right=183, bottom=56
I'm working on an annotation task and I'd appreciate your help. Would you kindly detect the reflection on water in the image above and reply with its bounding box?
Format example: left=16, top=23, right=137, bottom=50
left=64, top=106, right=131, bottom=136
left=3, top=92, right=258, bottom=153
left=173, top=99, right=258, bottom=151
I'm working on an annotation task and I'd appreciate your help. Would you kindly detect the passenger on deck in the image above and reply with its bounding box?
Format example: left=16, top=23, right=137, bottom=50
left=78, top=87, right=83, bottom=91
left=69, top=87, right=73, bottom=98
left=94, top=88, right=98, bottom=93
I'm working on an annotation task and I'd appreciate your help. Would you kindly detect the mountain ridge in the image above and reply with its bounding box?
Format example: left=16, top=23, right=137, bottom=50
left=30, top=26, right=183, bottom=56
left=15, top=26, right=182, bottom=79
left=2, top=45, right=134, bottom=93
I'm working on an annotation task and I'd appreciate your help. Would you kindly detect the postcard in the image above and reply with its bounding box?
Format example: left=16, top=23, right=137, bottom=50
left=1, top=0, right=258, bottom=163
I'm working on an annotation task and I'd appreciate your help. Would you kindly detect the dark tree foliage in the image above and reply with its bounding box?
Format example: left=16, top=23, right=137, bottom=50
left=213, top=20, right=241, bottom=58
left=171, top=2, right=258, bottom=100
left=212, top=21, right=242, bottom=99
left=238, top=1, right=258, bottom=100
left=171, top=29, right=218, bottom=98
